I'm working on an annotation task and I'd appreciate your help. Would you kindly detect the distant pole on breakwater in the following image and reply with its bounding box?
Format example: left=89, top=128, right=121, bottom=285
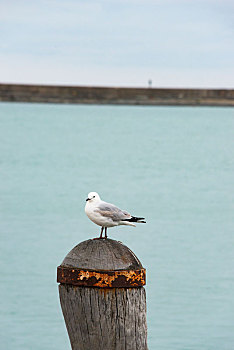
left=57, top=239, right=148, bottom=350
left=0, top=83, right=234, bottom=106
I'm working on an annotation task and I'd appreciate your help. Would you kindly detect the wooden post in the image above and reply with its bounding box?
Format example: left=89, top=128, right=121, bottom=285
left=57, top=238, right=147, bottom=350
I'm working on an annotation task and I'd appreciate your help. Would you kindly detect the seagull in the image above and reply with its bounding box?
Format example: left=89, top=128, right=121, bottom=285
left=85, top=192, right=146, bottom=239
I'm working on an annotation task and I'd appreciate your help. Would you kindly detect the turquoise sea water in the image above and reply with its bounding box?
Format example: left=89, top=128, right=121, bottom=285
left=0, top=102, right=233, bottom=350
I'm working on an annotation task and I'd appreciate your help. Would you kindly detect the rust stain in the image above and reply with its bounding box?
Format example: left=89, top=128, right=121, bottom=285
left=57, top=266, right=146, bottom=288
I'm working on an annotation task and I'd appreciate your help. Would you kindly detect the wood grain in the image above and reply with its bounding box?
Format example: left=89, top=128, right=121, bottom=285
left=59, top=285, right=148, bottom=350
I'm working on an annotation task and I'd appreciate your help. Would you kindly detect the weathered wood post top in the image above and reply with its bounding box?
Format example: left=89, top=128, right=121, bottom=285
left=57, top=238, right=146, bottom=288
left=57, top=238, right=147, bottom=350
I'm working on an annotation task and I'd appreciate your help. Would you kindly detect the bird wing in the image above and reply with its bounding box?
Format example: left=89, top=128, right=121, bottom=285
left=94, top=201, right=131, bottom=222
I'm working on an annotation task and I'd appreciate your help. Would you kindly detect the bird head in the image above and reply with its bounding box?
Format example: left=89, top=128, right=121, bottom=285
left=86, top=192, right=101, bottom=203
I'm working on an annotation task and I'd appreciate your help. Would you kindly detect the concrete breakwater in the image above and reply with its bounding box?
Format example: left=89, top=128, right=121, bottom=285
left=0, top=83, right=233, bottom=106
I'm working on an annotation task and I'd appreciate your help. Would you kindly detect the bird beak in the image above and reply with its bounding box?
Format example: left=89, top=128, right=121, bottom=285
left=86, top=198, right=90, bottom=202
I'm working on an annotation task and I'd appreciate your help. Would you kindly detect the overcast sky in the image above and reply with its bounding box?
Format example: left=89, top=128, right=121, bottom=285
left=1, top=0, right=234, bottom=88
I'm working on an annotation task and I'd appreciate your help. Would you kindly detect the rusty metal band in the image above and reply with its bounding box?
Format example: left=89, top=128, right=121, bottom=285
left=57, top=266, right=146, bottom=288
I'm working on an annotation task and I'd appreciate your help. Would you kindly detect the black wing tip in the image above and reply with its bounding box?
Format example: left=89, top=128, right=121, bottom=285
left=123, top=216, right=146, bottom=223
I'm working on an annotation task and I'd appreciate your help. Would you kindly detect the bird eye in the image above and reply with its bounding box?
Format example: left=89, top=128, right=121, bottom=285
left=93, top=196, right=95, bottom=198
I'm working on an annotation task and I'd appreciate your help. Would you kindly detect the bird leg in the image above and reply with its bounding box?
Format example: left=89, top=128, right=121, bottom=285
left=93, top=227, right=104, bottom=240
left=104, top=227, right=108, bottom=239
left=99, top=226, right=104, bottom=239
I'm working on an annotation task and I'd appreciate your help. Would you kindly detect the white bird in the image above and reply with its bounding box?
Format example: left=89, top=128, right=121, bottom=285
left=85, top=192, right=146, bottom=239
